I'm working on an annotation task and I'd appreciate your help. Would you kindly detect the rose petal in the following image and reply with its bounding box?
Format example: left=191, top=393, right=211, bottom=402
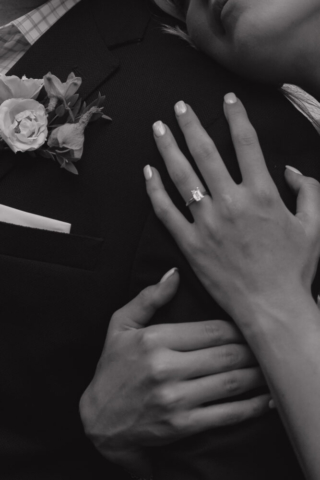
left=0, top=98, right=48, bottom=153
left=0, top=79, right=13, bottom=103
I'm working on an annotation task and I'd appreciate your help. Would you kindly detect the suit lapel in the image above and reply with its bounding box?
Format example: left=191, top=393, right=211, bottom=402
left=0, top=0, right=151, bottom=181
left=8, top=0, right=120, bottom=97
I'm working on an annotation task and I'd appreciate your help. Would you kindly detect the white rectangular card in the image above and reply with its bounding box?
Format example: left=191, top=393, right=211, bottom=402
left=0, top=204, right=71, bottom=234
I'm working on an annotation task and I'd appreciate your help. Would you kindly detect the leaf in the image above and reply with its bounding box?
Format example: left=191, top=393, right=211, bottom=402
left=55, top=155, right=65, bottom=166
left=67, top=94, right=79, bottom=108
left=82, top=92, right=105, bottom=114
left=63, top=161, right=79, bottom=175
left=97, top=95, right=106, bottom=107
left=89, top=112, right=103, bottom=123
left=72, top=98, right=82, bottom=119
left=55, top=103, right=66, bottom=117
left=79, top=101, right=87, bottom=115
left=38, top=149, right=54, bottom=159
left=56, top=149, right=77, bottom=161
left=83, top=98, right=99, bottom=114
left=56, top=154, right=79, bottom=174
left=66, top=107, right=75, bottom=123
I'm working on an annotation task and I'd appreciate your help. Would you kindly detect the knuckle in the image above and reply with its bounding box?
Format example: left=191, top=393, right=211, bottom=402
left=160, top=135, right=174, bottom=152
left=223, top=372, right=241, bottom=395
left=221, top=345, right=242, bottom=369
left=191, top=141, right=215, bottom=161
left=139, top=328, right=159, bottom=351
left=220, top=195, right=241, bottom=218
left=234, top=127, right=258, bottom=147
left=168, top=413, right=187, bottom=434
left=224, top=409, right=243, bottom=426
left=181, top=116, right=196, bottom=130
left=138, top=286, right=154, bottom=306
left=203, top=320, right=224, bottom=344
left=148, top=356, right=170, bottom=383
left=155, top=387, right=180, bottom=412
left=136, top=287, right=158, bottom=315
left=171, top=167, right=191, bottom=187
left=254, top=186, right=277, bottom=207
left=249, top=397, right=265, bottom=418
left=153, top=201, right=170, bottom=222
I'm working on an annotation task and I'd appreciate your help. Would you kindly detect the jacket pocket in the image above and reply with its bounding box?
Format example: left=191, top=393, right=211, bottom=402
left=0, top=221, right=103, bottom=270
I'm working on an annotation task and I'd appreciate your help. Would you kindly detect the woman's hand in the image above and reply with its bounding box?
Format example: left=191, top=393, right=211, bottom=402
left=145, top=94, right=320, bottom=327
left=80, top=268, right=271, bottom=478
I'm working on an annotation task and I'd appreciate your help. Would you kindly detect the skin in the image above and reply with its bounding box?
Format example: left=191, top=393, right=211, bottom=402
left=80, top=271, right=270, bottom=477
left=154, top=0, right=320, bottom=100
left=145, top=96, right=320, bottom=479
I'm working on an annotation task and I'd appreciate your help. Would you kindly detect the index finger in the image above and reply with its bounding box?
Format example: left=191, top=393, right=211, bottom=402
left=149, top=319, right=244, bottom=351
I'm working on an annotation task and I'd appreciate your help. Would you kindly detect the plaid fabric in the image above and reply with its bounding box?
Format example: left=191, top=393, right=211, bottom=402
left=0, top=0, right=81, bottom=75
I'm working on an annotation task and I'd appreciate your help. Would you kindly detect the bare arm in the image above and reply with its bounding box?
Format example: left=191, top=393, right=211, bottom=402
left=242, top=291, right=320, bottom=479
left=145, top=94, right=320, bottom=479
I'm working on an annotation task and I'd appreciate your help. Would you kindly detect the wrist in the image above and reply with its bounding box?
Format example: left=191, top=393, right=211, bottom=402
left=235, top=285, right=319, bottom=343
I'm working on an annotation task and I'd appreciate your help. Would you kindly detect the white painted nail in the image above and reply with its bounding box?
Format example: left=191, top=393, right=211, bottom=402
left=144, top=165, right=153, bottom=180
left=160, top=268, right=178, bottom=283
left=224, top=92, right=237, bottom=104
left=285, top=165, right=303, bottom=175
left=269, top=399, right=276, bottom=410
left=175, top=101, right=187, bottom=116
left=153, top=121, right=166, bottom=137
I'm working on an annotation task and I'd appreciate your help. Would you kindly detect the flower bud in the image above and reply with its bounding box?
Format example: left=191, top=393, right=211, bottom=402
left=43, top=72, right=82, bottom=100
left=48, top=107, right=101, bottom=159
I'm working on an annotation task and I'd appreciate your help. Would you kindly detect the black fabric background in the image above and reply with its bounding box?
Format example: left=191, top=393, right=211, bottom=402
left=0, top=0, right=319, bottom=478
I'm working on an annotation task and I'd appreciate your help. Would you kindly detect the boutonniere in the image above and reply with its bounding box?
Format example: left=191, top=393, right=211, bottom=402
left=0, top=73, right=111, bottom=174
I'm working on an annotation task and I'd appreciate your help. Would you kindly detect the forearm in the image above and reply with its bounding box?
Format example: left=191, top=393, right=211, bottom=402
left=239, top=290, right=320, bottom=480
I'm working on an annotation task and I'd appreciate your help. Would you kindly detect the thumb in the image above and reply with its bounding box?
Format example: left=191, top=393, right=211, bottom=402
left=110, top=268, right=179, bottom=332
left=285, top=166, right=320, bottom=228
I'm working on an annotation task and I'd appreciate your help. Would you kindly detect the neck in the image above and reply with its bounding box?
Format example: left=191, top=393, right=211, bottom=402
left=0, top=0, right=47, bottom=27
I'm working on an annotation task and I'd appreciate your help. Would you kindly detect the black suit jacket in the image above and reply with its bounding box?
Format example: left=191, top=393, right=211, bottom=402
left=1, top=0, right=319, bottom=478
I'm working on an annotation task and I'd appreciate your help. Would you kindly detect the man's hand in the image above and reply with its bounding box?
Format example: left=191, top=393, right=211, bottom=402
left=80, top=269, right=271, bottom=477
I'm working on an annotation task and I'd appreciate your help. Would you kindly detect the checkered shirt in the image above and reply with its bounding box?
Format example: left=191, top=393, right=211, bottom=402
left=0, top=0, right=81, bottom=75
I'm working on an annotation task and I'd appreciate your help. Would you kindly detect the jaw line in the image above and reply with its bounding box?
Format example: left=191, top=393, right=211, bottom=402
left=153, top=0, right=187, bottom=21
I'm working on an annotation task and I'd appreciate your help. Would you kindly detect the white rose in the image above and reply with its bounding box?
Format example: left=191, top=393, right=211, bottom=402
left=0, top=98, right=48, bottom=153
left=0, top=75, right=43, bottom=104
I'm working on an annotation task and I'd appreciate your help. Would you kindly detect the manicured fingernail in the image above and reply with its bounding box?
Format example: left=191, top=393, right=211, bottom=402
left=175, top=101, right=187, bottom=116
left=224, top=92, right=237, bottom=104
left=144, top=165, right=153, bottom=180
left=269, top=399, right=276, bottom=410
left=153, top=121, right=166, bottom=137
left=160, top=268, right=178, bottom=283
left=285, top=165, right=302, bottom=175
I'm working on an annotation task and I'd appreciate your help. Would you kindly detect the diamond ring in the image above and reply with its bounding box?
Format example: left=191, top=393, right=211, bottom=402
left=185, top=187, right=208, bottom=207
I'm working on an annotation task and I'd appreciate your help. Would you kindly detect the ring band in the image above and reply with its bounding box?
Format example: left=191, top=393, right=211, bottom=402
left=186, top=187, right=208, bottom=207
